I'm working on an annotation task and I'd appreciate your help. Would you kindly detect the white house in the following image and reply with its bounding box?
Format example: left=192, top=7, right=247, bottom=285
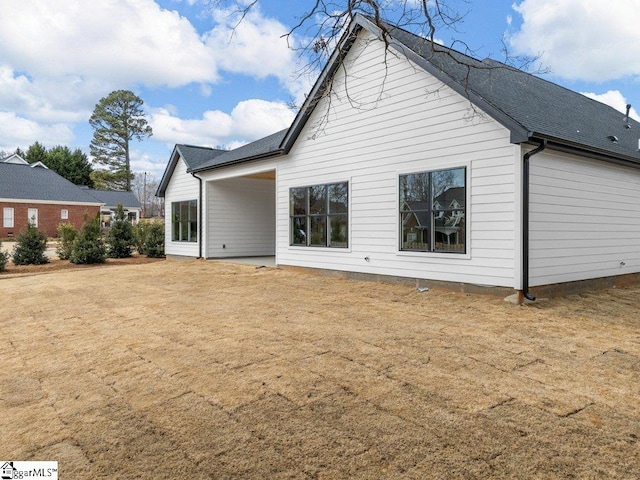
left=157, top=15, right=640, bottom=300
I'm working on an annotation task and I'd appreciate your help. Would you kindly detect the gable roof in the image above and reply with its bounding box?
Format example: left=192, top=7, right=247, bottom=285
left=283, top=14, right=640, bottom=166
left=158, top=14, right=640, bottom=188
left=156, top=144, right=227, bottom=197
left=85, top=189, right=141, bottom=208
left=1, top=154, right=29, bottom=165
left=0, top=163, right=102, bottom=204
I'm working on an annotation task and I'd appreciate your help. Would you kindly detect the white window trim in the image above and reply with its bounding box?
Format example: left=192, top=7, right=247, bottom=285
left=3, top=207, right=14, bottom=228
left=28, top=208, right=38, bottom=227
left=61, top=209, right=69, bottom=220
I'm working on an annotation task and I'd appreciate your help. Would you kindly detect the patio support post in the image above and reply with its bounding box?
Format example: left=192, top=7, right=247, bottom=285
left=191, top=172, right=203, bottom=259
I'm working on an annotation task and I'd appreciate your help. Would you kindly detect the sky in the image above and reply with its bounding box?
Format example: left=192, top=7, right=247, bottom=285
left=1, top=0, right=639, bottom=184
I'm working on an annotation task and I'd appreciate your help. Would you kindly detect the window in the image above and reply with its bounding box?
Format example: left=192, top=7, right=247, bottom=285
left=61, top=209, right=69, bottom=220
left=3, top=207, right=14, bottom=228
left=400, top=167, right=466, bottom=253
left=171, top=200, right=198, bottom=242
left=290, top=182, right=348, bottom=248
left=28, top=208, right=38, bottom=227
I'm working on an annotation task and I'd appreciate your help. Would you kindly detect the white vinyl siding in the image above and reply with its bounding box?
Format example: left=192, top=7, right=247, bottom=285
left=206, top=177, right=276, bottom=258
left=276, top=29, right=519, bottom=287
left=3, top=207, right=14, bottom=228
left=164, top=157, right=200, bottom=257
left=529, top=150, right=640, bottom=286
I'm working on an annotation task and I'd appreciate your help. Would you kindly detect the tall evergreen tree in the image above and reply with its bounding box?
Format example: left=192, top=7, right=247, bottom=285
left=46, top=145, right=94, bottom=187
left=25, top=141, right=47, bottom=164
left=89, top=90, right=152, bottom=191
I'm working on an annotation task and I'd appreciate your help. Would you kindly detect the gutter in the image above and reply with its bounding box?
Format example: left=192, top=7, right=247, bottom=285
left=190, top=172, right=203, bottom=259
left=521, top=139, right=547, bottom=302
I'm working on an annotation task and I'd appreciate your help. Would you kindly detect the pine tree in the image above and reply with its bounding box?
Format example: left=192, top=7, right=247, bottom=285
left=89, top=90, right=152, bottom=191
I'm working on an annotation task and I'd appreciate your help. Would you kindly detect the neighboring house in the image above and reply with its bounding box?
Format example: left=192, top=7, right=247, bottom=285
left=0, top=156, right=102, bottom=237
left=84, top=189, right=142, bottom=227
left=157, top=15, right=640, bottom=299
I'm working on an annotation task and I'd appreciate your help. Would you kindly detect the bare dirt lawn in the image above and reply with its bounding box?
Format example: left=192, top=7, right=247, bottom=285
left=1, top=259, right=639, bottom=479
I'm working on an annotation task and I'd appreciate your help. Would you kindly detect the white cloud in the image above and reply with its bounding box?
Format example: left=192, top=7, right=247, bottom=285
left=0, top=112, right=74, bottom=151
left=149, top=98, right=295, bottom=147
left=510, top=0, right=640, bottom=81
left=581, top=90, right=640, bottom=122
left=0, top=0, right=308, bottom=157
left=206, top=8, right=296, bottom=81
left=0, top=0, right=218, bottom=88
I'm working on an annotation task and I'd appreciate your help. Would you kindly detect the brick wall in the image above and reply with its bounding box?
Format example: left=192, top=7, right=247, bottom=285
left=0, top=202, right=100, bottom=238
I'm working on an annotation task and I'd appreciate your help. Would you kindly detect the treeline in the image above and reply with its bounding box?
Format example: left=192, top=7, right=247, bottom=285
left=13, top=142, right=94, bottom=187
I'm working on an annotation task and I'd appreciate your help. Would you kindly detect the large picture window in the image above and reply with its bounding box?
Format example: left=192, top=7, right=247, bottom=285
left=172, top=200, right=198, bottom=242
left=400, top=167, right=466, bottom=253
left=290, top=182, right=348, bottom=248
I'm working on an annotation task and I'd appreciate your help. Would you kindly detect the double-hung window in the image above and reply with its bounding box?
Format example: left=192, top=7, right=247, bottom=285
left=290, top=182, right=348, bottom=248
left=28, top=208, right=38, bottom=227
left=400, top=167, right=466, bottom=253
left=171, top=200, right=198, bottom=242
left=3, top=207, right=14, bottom=228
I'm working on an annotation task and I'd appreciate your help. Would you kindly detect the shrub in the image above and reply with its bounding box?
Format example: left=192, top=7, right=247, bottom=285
left=133, top=220, right=164, bottom=258
left=56, top=223, right=77, bottom=260
left=106, top=204, right=135, bottom=258
left=70, top=215, right=106, bottom=264
left=12, top=223, right=49, bottom=265
left=0, top=241, right=9, bottom=272
left=133, top=221, right=150, bottom=255
left=143, top=222, right=165, bottom=258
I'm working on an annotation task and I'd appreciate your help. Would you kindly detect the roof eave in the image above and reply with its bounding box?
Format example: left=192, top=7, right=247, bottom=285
left=156, top=145, right=181, bottom=197
left=280, top=16, right=365, bottom=152
left=527, top=134, right=640, bottom=169
left=190, top=149, right=285, bottom=174
left=280, top=14, right=531, bottom=151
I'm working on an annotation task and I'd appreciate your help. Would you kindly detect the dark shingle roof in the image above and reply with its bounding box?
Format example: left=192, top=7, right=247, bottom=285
left=156, top=144, right=227, bottom=197
left=160, top=15, right=640, bottom=189
left=176, top=144, right=226, bottom=170
left=86, top=189, right=141, bottom=208
left=383, top=20, right=640, bottom=163
left=0, top=163, right=103, bottom=204
left=191, top=129, right=287, bottom=173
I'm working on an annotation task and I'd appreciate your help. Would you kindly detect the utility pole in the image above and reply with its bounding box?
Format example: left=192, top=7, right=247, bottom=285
left=142, top=171, right=147, bottom=218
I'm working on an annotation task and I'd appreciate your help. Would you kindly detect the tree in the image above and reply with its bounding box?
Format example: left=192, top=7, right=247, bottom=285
left=89, top=90, right=153, bottom=191
left=12, top=223, right=49, bottom=265
left=23, top=142, right=94, bottom=186
left=132, top=172, right=162, bottom=217
left=45, top=146, right=94, bottom=187
left=25, top=141, right=47, bottom=164
left=106, top=204, right=135, bottom=258
left=218, top=1, right=541, bottom=115
left=70, top=215, right=106, bottom=264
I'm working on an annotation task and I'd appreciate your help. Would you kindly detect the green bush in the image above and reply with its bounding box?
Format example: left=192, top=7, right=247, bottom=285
left=56, top=223, right=77, bottom=260
left=133, top=221, right=150, bottom=255
left=133, top=220, right=164, bottom=258
left=106, top=204, right=135, bottom=258
left=144, top=222, right=165, bottom=258
left=0, top=241, right=9, bottom=272
left=70, top=215, right=106, bottom=264
left=12, top=223, right=49, bottom=265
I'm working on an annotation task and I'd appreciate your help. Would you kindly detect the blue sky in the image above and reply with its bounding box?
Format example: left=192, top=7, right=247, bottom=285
left=1, top=0, right=639, bottom=185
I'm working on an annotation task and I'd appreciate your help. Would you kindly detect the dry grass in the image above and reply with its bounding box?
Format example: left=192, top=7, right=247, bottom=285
left=1, top=259, right=639, bottom=479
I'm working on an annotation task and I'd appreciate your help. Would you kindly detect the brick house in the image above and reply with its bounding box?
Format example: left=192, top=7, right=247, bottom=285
left=1, top=156, right=102, bottom=238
